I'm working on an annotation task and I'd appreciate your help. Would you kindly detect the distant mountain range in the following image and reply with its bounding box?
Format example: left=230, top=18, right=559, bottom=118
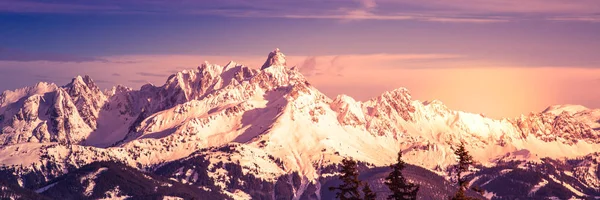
left=0, top=49, right=599, bottom=199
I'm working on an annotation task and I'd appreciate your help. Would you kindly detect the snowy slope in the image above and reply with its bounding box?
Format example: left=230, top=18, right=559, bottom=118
left=544, top=104, right=600, bottom=130
left=35, top=161, right=227, bottom=199
left=469, top=152, right=600, bottom=199
left=0, top=79, right=95, bottom=145
left=0, top=49, right=599, bottom=199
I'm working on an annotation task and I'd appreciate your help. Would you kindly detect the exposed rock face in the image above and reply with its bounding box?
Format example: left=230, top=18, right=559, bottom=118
left=261, top=48, right=287, bottom=70
left=0, top=81, right=94, bottom=145
left=0, top=49, right=599, bottom=199
left=512, top=112, right=599, bottom=145
left=64, top=75, right=106, bottom=130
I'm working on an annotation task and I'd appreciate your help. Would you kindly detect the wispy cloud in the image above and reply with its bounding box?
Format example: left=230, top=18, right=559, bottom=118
left=0, top=47, right=108, bottom=63
left=94, top=79, right=115, bottom=84
left=34, top=74, right=52, bottom=82
left=128, top=79, right=149, bottom=84
left=294, top=53, right=466, bottom=77
left=401, top=0, right=600, bottom=14
left=2, top=52, right=600, bottom=119
left=0, top=0, right=121, bottom=13
left=0, top=52, right=465, bottom=94
left=299, top=56, right=317, bottom=76
left=548, top=16, right=600, bottom=22
left=137, top=72, right=167, bottom=77
left=422, top=17, right=508, bottom=23
left=283, top=13, right=507, bottom=23
left=2, top=0, right=598, bottom=23
left=283, top=12, right=414, bottom=21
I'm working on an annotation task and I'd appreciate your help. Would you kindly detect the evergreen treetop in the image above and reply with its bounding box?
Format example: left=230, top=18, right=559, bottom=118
left=385, top=151, right=419, bottom=200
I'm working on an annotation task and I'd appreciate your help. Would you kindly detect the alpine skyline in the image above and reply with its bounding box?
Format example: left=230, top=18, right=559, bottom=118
left=1, top=0, right=600, bottom=118
left=2, top=4, right=600, bottom=197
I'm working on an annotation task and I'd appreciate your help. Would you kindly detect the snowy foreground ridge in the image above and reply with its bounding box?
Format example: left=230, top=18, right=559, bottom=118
left=1, top=49, right=600, bottom=199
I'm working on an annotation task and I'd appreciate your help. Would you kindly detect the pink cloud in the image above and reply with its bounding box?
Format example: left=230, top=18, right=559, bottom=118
left=389, top=0, right=600, bottom=14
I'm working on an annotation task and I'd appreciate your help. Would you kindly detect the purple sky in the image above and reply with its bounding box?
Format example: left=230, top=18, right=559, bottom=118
left=1, top=0, right=600, bottom=118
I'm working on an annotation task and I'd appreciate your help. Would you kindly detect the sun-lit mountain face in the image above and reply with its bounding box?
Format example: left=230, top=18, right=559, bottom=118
left=2, top=1, right=600, bottom=199
left=0, top=49, right=599, bottom=199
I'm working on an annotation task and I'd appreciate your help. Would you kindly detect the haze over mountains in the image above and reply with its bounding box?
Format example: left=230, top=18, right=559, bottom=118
left=0, top=49, right=599, bottom=199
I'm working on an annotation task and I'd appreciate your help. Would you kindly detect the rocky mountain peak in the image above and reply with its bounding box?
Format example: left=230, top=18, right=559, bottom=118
left=543, top=104, right=589, bottom=115
left=366, top=87, right=415, bottom=121
left=1, top=53, right=600, bottom=200
left=261, top=48, right=287, bottom=70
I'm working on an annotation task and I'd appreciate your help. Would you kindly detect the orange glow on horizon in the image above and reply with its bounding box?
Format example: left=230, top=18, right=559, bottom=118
left=1, top=54, right=599, bottom=119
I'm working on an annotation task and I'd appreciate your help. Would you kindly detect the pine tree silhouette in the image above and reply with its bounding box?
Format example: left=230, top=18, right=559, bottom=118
left=362, top=184, right=377, bottom=200
left=385, top=151, right=419, bottom=200
left=451, top=142, right=475, bottom=200
left=329, top=158, right=363, bottom=200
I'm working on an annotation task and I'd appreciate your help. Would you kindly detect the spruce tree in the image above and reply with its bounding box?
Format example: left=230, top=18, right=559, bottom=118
left=385, top=151, right=419, bottom=200
left=451, top=142, right=475, bottom=200
left=362, top=184, right=377, bottom=200
left=330, top=158, right=363, bottom=200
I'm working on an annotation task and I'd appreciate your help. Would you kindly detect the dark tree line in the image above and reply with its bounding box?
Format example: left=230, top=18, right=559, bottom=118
left=330, top=151, right=419, bottom=200
left=331, top=143, right=481, bottom=200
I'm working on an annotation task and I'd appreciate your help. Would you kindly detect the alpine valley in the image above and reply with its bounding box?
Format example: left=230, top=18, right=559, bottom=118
left=1, top=49, right=599, bottom=200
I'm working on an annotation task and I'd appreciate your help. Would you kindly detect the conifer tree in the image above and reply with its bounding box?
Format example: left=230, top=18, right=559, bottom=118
left=362, top=184, right=377, bottom=200
left=385, top=151, right=419, bottom=200
left=451, top=142, right=475, bottom=200
left=330, top=158, right=363, bottom=200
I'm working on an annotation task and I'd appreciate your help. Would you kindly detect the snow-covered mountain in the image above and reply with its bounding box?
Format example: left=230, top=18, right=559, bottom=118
left=0, top=49, right=599, bottom=199
left=35, top=161, right=226, bottom=199
left=469, top=151, right=600, bottom=199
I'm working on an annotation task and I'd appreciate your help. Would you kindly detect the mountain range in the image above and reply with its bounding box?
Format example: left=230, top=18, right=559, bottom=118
left=0, top=49, right=599, bottom=199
